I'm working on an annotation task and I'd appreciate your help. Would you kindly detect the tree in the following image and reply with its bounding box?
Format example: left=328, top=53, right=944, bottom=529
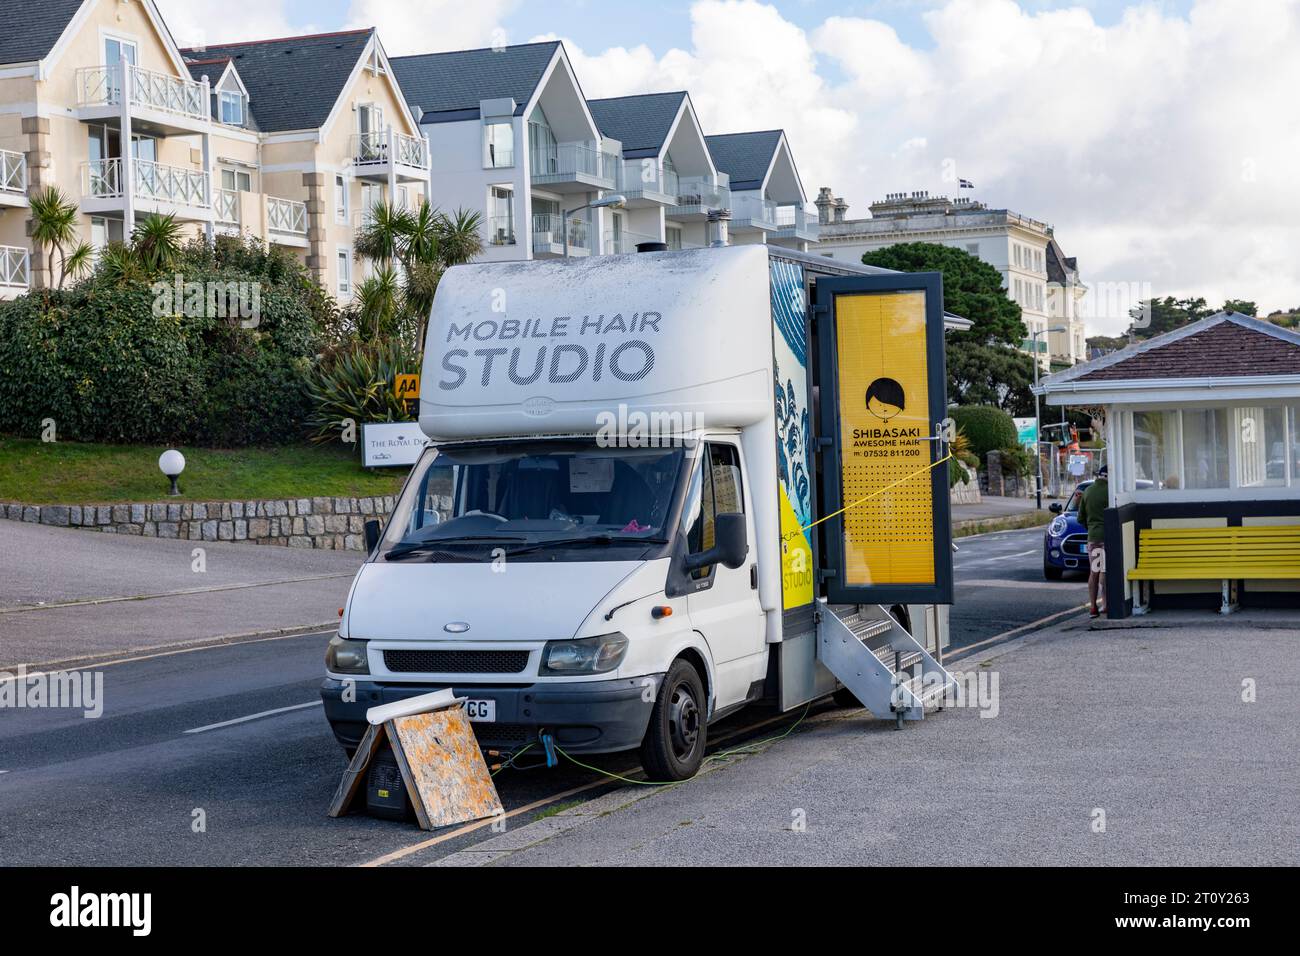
left=352, top=199, right=484, bottom=349
left=28, top=187, right=94, bottom=290
left=130, top=213, right=185, bottom=275
left=861, top=242, right=1033, bottom=414
left=947, top=340, right=1037, bottom=416
left=1221, top=298, right=1257, bottom=316
left=861, top=241, right=1026, bottom=346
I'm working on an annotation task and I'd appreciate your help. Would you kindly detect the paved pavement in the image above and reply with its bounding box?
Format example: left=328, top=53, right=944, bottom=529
left=0, top=520, right=360, bottom=667
left=442, top=615, right=1300, bottom=867
left=951, top=494, right=1044, bottom=523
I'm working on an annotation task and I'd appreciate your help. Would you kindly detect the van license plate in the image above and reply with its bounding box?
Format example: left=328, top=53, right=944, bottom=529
left=464, top=699, right=495, bottom=722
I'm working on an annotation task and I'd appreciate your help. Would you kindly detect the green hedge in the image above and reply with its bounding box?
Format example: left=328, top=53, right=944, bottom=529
left=950, top=405, right=1018, bottom=463
left=0, top=241, right=323, bottom=446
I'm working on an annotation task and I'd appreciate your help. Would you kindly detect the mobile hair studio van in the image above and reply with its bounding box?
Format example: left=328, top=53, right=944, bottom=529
left=322, top=244, right=960, bottom=780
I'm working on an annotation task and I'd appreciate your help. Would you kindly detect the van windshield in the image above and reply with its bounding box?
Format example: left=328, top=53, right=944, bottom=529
left=378, top=440, right=686, bottom=561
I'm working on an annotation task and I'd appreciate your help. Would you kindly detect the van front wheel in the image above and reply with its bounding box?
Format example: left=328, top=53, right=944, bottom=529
left=640, top=659, right=707, bottom=781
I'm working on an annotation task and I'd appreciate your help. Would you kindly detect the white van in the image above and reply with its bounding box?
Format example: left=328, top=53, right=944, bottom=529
left=322, top=244, right=961, bottom=780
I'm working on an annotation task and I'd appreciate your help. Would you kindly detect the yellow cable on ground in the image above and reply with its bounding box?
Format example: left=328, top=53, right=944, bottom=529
left=784, top=452, right=953, bottom=542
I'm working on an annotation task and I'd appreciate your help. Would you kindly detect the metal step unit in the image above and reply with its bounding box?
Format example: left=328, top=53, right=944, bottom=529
left=815, top=599, right=957, bottom=729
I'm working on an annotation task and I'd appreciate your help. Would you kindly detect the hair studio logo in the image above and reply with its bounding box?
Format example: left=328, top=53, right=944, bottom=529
left=865, top=377, right=906, bottom=423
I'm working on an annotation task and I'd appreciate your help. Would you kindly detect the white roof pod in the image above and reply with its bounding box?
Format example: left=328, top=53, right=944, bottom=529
left=420, top=245, right=775, bottom=441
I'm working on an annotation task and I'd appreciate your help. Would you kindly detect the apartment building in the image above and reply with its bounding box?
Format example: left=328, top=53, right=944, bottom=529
left=182, top=29, right=429, bottom=299
left=0, top=0, right=428, bottom=300
left=586, top=91, right=724, bottom=252
left=705, top=130, right=818, bottom=253
left=392, top=41, right=622, bottom=261
left=814, top=190, right=1086, bottom=367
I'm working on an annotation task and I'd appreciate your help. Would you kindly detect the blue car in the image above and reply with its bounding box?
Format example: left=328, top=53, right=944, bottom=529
left=1043, top=478, right=1150, bottom=579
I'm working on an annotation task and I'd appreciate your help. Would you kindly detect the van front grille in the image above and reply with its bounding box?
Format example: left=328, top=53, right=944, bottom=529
left=382, top=649, right=531, bottom=674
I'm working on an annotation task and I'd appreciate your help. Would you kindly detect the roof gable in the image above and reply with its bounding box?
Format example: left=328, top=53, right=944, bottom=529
left=390, top=41, right=560, bottom=123
left=182, top=29, right=374, bottom=133
left=587, top=92, right=686, bottom=158
left=0, top=0, right=84, bottom=65
left=705, top=130, right=784, bottom=191
left=1051, top=313, right=1300, bottom=386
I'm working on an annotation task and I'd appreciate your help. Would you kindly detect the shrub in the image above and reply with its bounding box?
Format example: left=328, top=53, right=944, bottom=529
left=303, top=338, right=421, bottom=443
left=0, top=236, right=324, bottom=446
left=996, top=444, right=1035, bottom=479
left=950, top=405, right=1018, bottom=462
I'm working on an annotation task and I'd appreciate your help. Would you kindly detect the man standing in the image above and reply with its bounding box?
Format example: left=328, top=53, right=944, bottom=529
left=1076, top=465, right=1109, bottom=617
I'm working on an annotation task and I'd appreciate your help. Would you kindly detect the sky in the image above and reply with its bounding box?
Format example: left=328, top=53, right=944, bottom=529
left=156, top=0, right=1300, bottom=335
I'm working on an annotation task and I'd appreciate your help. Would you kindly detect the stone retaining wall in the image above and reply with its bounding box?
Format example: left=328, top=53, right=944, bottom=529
left=1, top=495, right=395, bottom=550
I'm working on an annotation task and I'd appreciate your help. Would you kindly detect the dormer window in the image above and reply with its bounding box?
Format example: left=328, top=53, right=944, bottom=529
left=220, top=90, right=245, bottom=126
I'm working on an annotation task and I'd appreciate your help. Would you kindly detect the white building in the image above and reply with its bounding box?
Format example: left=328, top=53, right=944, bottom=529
left=705, top=131, right=818, bottom=252
left=392, top=41, right=620, bottom=261
left=586, top=91, right=725, bottom=252
left=814, top=190, right=1087, bottom=367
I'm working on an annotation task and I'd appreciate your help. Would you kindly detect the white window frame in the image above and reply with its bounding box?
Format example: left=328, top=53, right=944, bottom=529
left=219, top=90, right=244, bottom=126
left=335, top=174, right=349, bottom=224
left=337, top=246, right=352, bottom=298
left=483, top=119, right=515, bottom=169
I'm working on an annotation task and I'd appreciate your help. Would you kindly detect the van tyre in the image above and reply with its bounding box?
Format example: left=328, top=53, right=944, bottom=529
left=640, top=659, right=707, bottom=781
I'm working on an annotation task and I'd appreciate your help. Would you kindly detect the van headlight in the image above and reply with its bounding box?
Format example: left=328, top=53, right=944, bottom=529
left=1048, top=517, right=1067, bottom=538
left=541, top=633, right=629, bottom=675
left=326, top=636, right=370, bottom=675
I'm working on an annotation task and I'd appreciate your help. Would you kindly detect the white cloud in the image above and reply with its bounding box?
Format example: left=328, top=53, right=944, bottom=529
left=346, top=0, right=520, bottom=55
left=155, top=0, right=304, bottom=48
left=543, top=0, right=1300, bottom=331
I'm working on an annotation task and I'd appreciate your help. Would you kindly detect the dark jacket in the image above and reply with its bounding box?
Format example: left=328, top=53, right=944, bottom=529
left=1076, top=478, right=1108, bottom=543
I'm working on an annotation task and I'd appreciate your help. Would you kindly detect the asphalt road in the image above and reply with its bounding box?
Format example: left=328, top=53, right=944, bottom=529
left=0, top=524, right=1081, bottom=866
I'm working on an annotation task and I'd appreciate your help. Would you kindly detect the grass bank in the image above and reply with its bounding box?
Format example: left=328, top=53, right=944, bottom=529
left=0, top=437, right=406, bottom=504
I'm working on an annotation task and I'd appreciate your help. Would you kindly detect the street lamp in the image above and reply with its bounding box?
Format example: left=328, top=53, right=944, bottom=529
left=158, top=449, right=186, bottom=497
left=1031, top=326, right=1067, bottom=509
left=563, top=193, right=626, bottom=257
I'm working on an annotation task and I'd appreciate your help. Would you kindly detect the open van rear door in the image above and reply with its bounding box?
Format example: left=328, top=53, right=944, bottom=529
left=812, top=273, right=954, bottom=607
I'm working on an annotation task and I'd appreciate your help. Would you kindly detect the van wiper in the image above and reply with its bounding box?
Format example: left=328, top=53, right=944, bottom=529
left=503, top=535, right=667, bottom=557
left=384, top=534, right=527, bottom=561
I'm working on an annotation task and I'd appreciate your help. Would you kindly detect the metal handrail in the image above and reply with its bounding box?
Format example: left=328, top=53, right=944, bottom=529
left=0, top=245, right=29, bottom=287
left=0, top=150, right=26, bottom=193
left=267, top=196, right=307, bottom=234
left=76, top=64, right=206, bottom=121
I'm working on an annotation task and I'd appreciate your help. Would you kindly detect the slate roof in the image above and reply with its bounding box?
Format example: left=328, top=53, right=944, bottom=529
left=1045, top=236, right=1076, bottom=285
left=1063, top=314, right=1300, bottom=383
left=391, top=41, right=561, bottom=124
left=587, top=92, right=687, bottom=158
left=181, top=29, right=373, bottom=132
left=0, top=0, right=84, bottom=65
left=705, top=130, right=784, bottom=191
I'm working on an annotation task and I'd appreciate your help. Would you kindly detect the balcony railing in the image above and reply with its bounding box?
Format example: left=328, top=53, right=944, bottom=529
left=215, top=188, right=239, bottom=226
left=0, top=245, right=29, bottom=289
left=83, top=157, right=210, bottom=208
left=603, top=228, right=660, bottom=254
left=0, top=149, right=26, bottom=194
left=532, top=213, right=589, bottom=251
left=487, top=215, right=516, bottom=246
left=774, top=204, right=820, bottom=239
left=76, top=64, right=207, bottom=122
left=530, top=143, right=620, bottom=186
left=267, top=197, right=307, bottom=236
left=671, top=176, right=731, bottom=215
left=352, top=130, right=428, bottom=169
left=623, top=160, right=680, bottom=200
left=731, top=194, right=778, bottom=229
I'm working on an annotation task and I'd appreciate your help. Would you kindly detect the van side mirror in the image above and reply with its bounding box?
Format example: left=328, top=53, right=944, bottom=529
left=364, top=519, right=382, bottom=553
left=684, top=513, right=748, bottom=572
left=1049, top=502, right=1064, bottom=514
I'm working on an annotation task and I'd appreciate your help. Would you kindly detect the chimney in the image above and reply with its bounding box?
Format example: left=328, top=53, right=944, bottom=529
left=815, top=186, right=835, bottom=225
left=833, top=197, right=848, bottom=223
left=707, top=208, right=731, bottom=247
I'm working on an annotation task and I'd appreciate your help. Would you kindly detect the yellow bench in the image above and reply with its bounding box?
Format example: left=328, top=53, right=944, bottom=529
left=1128, top=525, right=1300, bottom=614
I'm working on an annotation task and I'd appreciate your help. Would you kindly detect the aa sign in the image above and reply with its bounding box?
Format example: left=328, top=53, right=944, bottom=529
left=814, top=272, right=954, bottom=606
left=394, top=374, right=421, bottom=401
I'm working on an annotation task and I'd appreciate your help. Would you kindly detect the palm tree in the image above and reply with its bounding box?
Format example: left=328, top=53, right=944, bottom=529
left=27, top=187, right=93, bottom=290
left=352, top=200, right=484, bottom=349
left=131, top=213, right=185, bottom=275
